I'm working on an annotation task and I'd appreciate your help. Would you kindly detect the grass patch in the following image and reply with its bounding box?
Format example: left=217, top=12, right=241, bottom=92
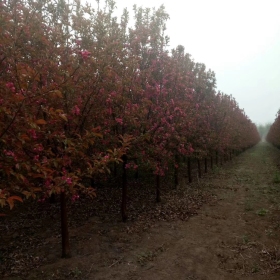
left=251, top=263, right=260, bottom=273
left=256, top=208, right=268, bottom=216
left=212, top=166, right=220, bottom=174
left=137, top=245, right=166, bottom=266
left=242, top=235, right=250, bottom=244
left=69, top=267, right=82, bottom=278
left=265, top=229, right=274, bottom=236
left=244, top=202, right=254, bottom=211
left=273, top=171, right=280, bottom=184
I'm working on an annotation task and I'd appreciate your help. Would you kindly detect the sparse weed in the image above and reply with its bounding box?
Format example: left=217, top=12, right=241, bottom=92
left=256, top=208, right=268, bottom=216
left=244, top=202, right=253, bottom=211
left=137, top=251, right=154, bottom=266
left=273, top=171, right=280, bottom=184
left=212, top=166, right=220, bottom=174
left=69, top=267, right=82, bottom=278
left=251, top=263, right=260, bottom=273
left=242, top=235, right=250, bottom=244
left=273, top=223, right=280, bottom=229
left=137, top=245, right=166, bottom=266
left=265, top=229, right=273, bottom=236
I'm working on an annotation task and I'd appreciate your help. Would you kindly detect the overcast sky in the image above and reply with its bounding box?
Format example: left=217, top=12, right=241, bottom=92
left=110, top=0, right=280, bottom=125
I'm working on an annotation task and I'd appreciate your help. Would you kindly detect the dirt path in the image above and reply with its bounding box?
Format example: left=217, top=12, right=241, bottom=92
left=2, top=142, right=280, bottom=280
left=92, top=142, right=280, bottom=280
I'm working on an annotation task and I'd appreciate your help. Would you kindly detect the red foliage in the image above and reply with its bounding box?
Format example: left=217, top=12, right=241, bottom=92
left=267, top=111, right=280, bottom=147
left=0, top=0, right=260, bottom=257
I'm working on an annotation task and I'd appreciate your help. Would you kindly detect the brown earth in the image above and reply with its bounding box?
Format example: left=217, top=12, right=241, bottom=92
left=1, top=142, right=280, bottom=280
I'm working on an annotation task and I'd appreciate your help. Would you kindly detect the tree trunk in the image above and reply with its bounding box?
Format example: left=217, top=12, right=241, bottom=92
left=156, top=174, right=161, bottom=202
left=187, top=157, right=192, bottom=183
left=60, top=191, right=71, bottom=258
left=121, top=155, right=128, bottom=222
left=113, top=161, right=117, bottom=178
left=215, top=151, right=219, bottom=165
left=134, top=159, right=139, bottom=179
left=174, top=166, right=178, bottom=189
left=210, top=156, right=213, bottom=170
left=49, top=193, right=56, bottom=204
left=197, top=158, right=201, bottom=178
left=174, top=154, right=179, bottom=189
left=204, top=158, right=208, bottom=173
left=90, top=177, right=95, bottom=188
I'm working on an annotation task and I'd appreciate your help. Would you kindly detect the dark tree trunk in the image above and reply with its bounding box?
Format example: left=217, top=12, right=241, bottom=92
left=204, top=158, right=208, bottom=173
left=174, top=165, right=178, bottom=189
left=60, top=191, right=71, bottom=258
left=121, top=155, right=128, bottom=222
left=134, top=159, right=139, bottom=179
left=197, top=158, right=201, bottom=178
left=210, top=156, right=213, bottom=170
left=174, top=154, right=179, bottom=189
left=49, top=193, right=56, bottom=204
left=113, top=162, right=117, bottom=178
left=187, top=157, right=192, bottom=183
left=156, top=174, right=161, bottom=202
left=90, top=177, right=95, bottom=188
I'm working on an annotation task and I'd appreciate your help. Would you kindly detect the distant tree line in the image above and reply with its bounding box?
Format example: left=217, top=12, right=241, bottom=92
left=267, top=109, right=280, bottom=147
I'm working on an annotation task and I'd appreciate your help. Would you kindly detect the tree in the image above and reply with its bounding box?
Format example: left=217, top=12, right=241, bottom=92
left=267, top=111, right=280, bottom=148
left=0, top=0, right=260, bottom=258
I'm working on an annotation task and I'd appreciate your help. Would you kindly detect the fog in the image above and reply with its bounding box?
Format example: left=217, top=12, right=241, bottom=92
left=111, top=0, right=280, bottom=125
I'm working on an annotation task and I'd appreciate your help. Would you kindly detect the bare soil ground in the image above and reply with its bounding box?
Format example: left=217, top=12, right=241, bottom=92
left=1, top=142, right=280, bottom=280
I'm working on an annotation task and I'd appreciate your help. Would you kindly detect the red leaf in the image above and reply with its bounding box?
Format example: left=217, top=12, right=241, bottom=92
left=36, top=119, right=47, bottom=125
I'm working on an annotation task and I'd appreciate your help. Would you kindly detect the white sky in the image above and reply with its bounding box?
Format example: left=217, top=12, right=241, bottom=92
left=100, top=0, right=280, bottom=125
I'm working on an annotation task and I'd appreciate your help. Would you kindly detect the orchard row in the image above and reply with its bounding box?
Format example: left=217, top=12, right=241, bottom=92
left=0, top=0, right=260, bottom=211
left=0, top=0, right=260, bottom=257
left=267, top=110, right=280, bottom=147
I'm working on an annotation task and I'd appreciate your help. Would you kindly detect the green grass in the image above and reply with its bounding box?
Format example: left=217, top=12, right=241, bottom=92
left=244, top=202, right=254, bottom=211
left=69, top=267, right=82, bottom=278
left=242, top=235, right=250, bottom=244
left=256, top=208, right=268, bottom=216
left=251, top=263, right=260, bottom=273
left=137, top=245, right=166, bottom=266
left=273, top=171, right=280, bottom=184
left=212, top=165, right=220, bottom=174
left=137, top=251, right=154, bottom=266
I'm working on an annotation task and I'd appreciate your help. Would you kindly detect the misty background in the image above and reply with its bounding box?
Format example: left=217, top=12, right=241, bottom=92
left=108, top=0, right=280, bottom=125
